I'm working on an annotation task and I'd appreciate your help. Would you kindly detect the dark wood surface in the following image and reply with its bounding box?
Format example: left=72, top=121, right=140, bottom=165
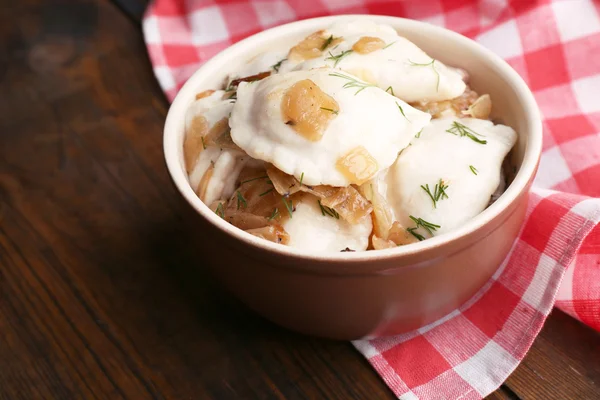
left=1, top=0, right=598, bottom=399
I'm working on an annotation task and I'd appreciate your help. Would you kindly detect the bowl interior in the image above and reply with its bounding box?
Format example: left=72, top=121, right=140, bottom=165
left=164, top=15, right=542, bottom=263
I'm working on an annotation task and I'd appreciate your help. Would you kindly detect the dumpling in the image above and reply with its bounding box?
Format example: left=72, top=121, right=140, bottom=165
left=284, top=20, right=466, bottom=103
left=229, top=68, right=431, bottom=187
left=384, top=117, right=517, bottom=239
left=281, top=195, right=372, bottom=252
left=184, top=90, right=255, bottom=205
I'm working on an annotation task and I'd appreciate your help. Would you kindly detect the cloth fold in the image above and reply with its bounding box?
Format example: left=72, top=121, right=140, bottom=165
left=143, top=0, right=600, bottom=398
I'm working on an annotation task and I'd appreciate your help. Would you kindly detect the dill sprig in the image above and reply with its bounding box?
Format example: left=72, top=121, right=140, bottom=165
left=259, top=188, right=274, bottom=197
left=271, top=58, right=287, bottom=73
left=446, top=121, right=487, bottom=144
left=320, top=107, right=339, bottom=114
left=215, top=203, right=225, bottom=218
left=326, top=49, right=353, bottom=67
left=386, top=86, right=395, bottom=96
left=383, top=41, right=397, bottom=49
left=396, top=102, right=410, bottom=122
left=415, top=128, right=423, bottom=138
left=420, top=179, right=449, bottom=209
left=240, top=175, right=268, bottom=184
left=299, top=172, right=304, bottom=186
left=410, top=216, right=440, bottom=234
left=321, top=35, right=337, bottom=51
left=268, top=208, right=279, bottom=221
left=318, top=200, right=339, bottom=219
left=470, top=165, right=478, bottom=175
left=407, top=227, right=425, bottom=241
left=329, top=72, right=376, bottom=95
left=407, top=58, right=440, bottom=92
left=236, top=191, right=247, bottom=209
left=407, top=215, right=441, bottom=240
left=201, top=136, right=206, bottom=150
left=282, top=196, right=294, bottom=218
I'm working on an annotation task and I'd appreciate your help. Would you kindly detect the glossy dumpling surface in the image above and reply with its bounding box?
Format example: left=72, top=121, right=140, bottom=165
left=286, top=20, right=466, bottom=103
left=229, top=68, right=431, bottom=187
left=385, top=117, right=517, bottom=238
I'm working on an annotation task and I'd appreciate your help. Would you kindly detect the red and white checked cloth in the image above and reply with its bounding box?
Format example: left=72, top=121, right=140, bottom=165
left=143, top=0, right=600, bottom=398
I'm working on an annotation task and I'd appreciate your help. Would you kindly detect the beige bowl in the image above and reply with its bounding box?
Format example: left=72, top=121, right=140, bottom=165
left=163, top=15, right=542, bottom=340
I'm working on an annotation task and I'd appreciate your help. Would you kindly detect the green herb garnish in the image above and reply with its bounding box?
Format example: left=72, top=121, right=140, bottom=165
left=259, top=188, right=274, bottom=197
left=446, top=121, right=487, bottom=144
left=215, top=203, right=225, bottom=218
left=268, top=208, right=280, bottom=221
left=318, top=200, right=340, bottom=219
left=320, top=107, right=339, bottom=115
left=407, top=216, right=441, bottom=240
left=415, top=128, right=423, bottom=138
left=420, top=179, right=449, bottom=209
left=407, top=227, right=425, bottom=241
left=407, top=59, right=440, bottom=92
left=386, top=86, right=395, bottom=96
left=240, top=175, right=268, bottom=184
left=299, top=172, right=304, bottom=186
left=325, top=49, right=353, bottom=67
left=271, top=58, right=287, bottom=73
left=201, top=136, right=206, bottom=150
left=396, top=102, right=410, bottom=122
left=383, top=41, right=397, bottom=49
left=329, top=72, right=377, bottom=95
left=236, top=191, right=247, bottom=209
left=282, top=196, right=294, bottom=218
left=321, top=35, right=337, bottom=51
left=409, top=215, right=441, bottom=235
left=470, top=165, right=478, bottom=175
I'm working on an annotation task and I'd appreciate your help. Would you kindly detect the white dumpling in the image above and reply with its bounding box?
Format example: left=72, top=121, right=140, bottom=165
left=385, top=117, right=517, bottom=238
left=185, top=91, right=252, bottom=204
left=229, top=68, right=431, bottom=187
left=286, top=20, right=466, bottom=103
left=282, top=197, right=372, bottom=252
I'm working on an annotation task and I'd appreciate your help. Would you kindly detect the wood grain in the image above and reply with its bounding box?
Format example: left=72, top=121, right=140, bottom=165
left=0, top=0, right=598, bottom=399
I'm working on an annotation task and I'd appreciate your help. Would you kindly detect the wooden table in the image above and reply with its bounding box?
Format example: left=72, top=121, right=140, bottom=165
left=1, top=1, right=599, bottom=398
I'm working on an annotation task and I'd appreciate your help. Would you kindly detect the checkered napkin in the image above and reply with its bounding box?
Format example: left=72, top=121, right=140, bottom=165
left=143, top=0, right=600, bottom=398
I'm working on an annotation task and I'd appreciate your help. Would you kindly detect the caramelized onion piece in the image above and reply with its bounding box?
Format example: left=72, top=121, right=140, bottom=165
left=281, top=79, right=339, bottom=142
left=246, top=225, right=290, bottom=245
left=462, top=94, right=492, bottom=120
left=203, top=118, right=241, bottom=151
left=372, top=222, right=418, bottom=250
left=265, top=167, right=372, bottom=223
left=336, top=146, right=379, bottom=185
left=411, top=87, right=480, bottom=119
left=183, top=115, right=209, bottom=173
left=358, top=180, right=393, bottom=239
left=227, top=212, right=270, bottom=230
left=229, top=71, right=271, bottom=89
left=288, top=31, right=342, bottom=62
left=266, top=165, right=302, bottom=196
left=226, top=167, right=280, bottom=218
left=352, top=36, right=385, bottom=54
left=372, top=235, right=396, bottom=250
left=388, top=221, right=419, bottom=246
left=195, top=90, right=215, bottom=100
left=196, top=164, right=214, bottom=201
left=219, top=167, right=296, bottom=244
left=320, top=185, right=373, bottom=224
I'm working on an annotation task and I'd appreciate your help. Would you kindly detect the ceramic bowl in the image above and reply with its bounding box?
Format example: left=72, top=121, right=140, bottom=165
left=163, top=15, right=542, bottom=340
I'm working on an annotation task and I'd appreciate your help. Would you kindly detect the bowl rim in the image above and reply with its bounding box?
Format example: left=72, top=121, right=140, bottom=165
left=163, top=14, right=543, bottom=264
